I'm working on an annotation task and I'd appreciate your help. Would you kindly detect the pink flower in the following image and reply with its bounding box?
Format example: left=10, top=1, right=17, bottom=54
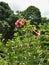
left=15, top=20, right=22, bottom=28
left=24, top=19, right=26, bottom=26
left=36, top=31, right=40, bottom=36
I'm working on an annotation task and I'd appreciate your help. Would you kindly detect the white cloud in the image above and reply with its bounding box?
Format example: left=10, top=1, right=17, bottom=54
left=0, top=0, right=49, bottom=18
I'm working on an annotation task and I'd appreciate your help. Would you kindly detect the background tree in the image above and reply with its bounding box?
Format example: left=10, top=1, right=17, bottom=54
left=19, top=6, right=41, bottom=25
left=0, top=2, right=18, bottom=43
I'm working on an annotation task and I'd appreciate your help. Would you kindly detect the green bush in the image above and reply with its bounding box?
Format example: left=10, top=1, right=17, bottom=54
left=0, top=19, right=49, bottom=65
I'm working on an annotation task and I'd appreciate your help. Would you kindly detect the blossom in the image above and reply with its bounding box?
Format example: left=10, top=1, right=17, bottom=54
left=36, top=31, right=40, bottom=36
left=24, top=19, right=26, bottom=26
left=15, top=20, right=22, bottom=28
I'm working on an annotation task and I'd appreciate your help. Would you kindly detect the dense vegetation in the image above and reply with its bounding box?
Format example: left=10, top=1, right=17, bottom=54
left=0, top=2, right=49, bottom=65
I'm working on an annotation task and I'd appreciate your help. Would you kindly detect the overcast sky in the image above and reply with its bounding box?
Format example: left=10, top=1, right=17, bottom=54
left=0, top=0, right=49, bottom=18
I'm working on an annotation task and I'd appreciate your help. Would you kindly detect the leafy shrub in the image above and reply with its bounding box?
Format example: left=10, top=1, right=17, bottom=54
left=0, top=19, right=49, bottom=65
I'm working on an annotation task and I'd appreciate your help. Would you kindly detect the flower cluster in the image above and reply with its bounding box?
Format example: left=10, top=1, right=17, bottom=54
left=15, top=19, right=26, bottom=28
left=15, top=20, right=22, bottom=28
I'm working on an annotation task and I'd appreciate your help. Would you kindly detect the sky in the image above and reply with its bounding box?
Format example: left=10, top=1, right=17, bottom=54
left=0, top=0, right=49, bottom=18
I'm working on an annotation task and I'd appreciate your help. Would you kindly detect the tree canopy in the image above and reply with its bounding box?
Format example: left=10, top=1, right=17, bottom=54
left=19, top=6, right=41, bottom=25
